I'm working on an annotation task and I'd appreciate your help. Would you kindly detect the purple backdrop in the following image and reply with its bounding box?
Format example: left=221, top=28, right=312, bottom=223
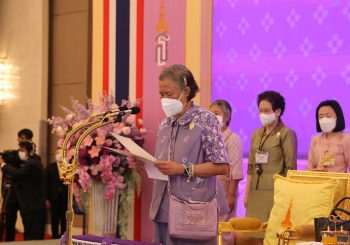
left=212, top=0, right=350, bottom=217
left=212, top=0, right=350, bottom=158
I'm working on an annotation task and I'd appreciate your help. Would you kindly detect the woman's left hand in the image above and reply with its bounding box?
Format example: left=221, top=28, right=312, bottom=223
left=154, top=160, right=183, bottom=175
left=227, top=195, right=236, bottom=212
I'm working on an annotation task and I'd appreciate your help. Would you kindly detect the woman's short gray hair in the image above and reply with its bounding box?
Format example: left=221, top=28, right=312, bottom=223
left=159, top=64, right=199, bottom=101
left=210, top=99, right=232, bottom=126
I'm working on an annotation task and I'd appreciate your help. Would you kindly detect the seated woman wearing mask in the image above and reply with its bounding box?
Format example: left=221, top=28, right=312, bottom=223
left=244, top=90, right=297, bottom=222
left=307, top=100, right=350, bottom=172
left=149, top=64, right=229, bottom=245
left=210, top=99, right=243, bottom=245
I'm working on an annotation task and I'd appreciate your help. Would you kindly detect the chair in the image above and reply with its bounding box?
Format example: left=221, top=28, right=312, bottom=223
left=217, top=170, right=350, bottom=245
left=286, top=170, right=350, bottom=215
left=218, top=217, right=266, bottom=245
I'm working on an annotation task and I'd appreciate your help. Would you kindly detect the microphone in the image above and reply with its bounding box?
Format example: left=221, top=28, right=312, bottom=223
left=107, top=106, right=140, bottom=116
left=129, top=106, right=141, bottom=114
left=106, top=107, right=140, bottom=123
left=117, top=106, right=140, bottom=115
left=91, top=106, right=140, bottom=119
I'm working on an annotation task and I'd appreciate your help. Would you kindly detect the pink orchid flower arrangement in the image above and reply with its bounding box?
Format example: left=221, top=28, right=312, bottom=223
left=48, top=95, right=145, bottom=204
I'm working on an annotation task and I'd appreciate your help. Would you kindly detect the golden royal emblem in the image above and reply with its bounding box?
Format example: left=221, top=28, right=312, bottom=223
left=156, top=0, right=168, bottom=32
left=155, top=0, right=170, bottom=66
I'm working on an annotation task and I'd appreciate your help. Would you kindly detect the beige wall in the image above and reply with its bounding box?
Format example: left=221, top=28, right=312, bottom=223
left=0, top=0, right=48, bottom=234
left=0, top=0, right=49, bottom=162
left=48, top=0, right=92, bottom=162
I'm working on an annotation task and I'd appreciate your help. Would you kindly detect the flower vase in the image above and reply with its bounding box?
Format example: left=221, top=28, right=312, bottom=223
left=91, top=180, right=119, bottom=237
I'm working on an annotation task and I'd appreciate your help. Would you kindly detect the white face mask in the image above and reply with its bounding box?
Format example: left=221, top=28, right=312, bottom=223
left=216, top=115, right=225, bottom=128
left=161, top=92, right=184, bottom=117
left=259, top=112, right=275, bottom=126
left=319, top=117, right=336, bottom=133
left=55, top=152, right=62, bottom=163
left=18, top=151, right=28, bottom=161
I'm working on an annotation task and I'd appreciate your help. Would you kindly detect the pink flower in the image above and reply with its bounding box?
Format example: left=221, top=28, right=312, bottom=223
left=55, top=126, right=65, bottom=137
left=113, top=141, right=122, bottom=149
left=117, top=175, right=124, bottom=183
left=127, top=157, right=136, bottom=169
left=125, top=115, right=134, bottom=125
left=122, top=127, right=131, bottom=135
left=95, top=135, right=105, bottom=146
left=113, top=125, right=122, bottom=135
left=104, top=175, right=118, bottom=200
left=96, top=128, right=108, bottom=137
left=90, top=164, right=101, bottom=176
left=137, top=118, right=143, bottom=125
left=113, top=156, right=121, bottom=167
left=119, top=167, right=125, bottom=174
left=48, top=95, right=146, bottom=202
left=88, top=146, right=100, bottom=158
left=57, top=138, right=64, bottom=148
left=65, top=113, right=74, bottom=121
left=78, top=166, right=91, bottom=192
left=113, top=128, right=121, bottom=135
left=105, top=138, right=113, bottom=146
left=99, top=155, right=116, bottom=183
left=83, top=135, right=93, bottom=147
left=110, top=103, right=119, bottom=110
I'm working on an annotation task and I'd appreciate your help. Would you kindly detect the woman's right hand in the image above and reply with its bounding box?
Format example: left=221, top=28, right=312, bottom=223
left=244, top=175, right=252, bottom=208
left=244, top=192, right=249, bottom=208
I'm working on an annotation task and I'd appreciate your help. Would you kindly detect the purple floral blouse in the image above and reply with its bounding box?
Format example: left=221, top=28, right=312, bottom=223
left=149, top=103, right=229, bottom=222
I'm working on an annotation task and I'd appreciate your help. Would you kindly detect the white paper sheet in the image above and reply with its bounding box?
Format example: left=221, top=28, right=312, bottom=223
left=109, top=133, right=168, bottom=181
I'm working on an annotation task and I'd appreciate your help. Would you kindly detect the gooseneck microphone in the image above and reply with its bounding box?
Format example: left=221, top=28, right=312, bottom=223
left=109, top=106, right=140, bottom=115
left=107, top=106, right=140, bottom=123
left=98, top=106, right=140, bottom=117
left=126, top=106, right=141, bottom=115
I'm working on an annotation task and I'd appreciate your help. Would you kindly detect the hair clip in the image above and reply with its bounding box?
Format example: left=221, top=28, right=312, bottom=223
left=183, top=77, right=188, bottom=87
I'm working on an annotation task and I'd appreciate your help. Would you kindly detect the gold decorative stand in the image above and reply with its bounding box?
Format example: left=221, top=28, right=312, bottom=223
left=59, top=111, right=126, bottom=245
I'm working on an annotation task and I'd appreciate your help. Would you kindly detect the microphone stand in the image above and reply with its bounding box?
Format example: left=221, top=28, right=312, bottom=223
left=60, top=111, right=125, bottom=245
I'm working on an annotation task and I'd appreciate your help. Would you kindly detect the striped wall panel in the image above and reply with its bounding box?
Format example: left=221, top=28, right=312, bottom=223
left=91, top=0, right=212, bottom=241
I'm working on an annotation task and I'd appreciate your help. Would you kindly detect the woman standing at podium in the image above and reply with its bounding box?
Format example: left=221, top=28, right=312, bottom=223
left=149, top=64, right=229, bottom=245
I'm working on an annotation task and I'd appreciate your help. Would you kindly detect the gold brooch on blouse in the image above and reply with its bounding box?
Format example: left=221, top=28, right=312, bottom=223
left=319, top=154, right=335, bottom=167
left=189, top=121, right=195, bottom=130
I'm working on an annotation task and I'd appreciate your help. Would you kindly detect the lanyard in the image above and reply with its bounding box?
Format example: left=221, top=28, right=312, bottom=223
left=258, top=128, right=272, bottom=152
